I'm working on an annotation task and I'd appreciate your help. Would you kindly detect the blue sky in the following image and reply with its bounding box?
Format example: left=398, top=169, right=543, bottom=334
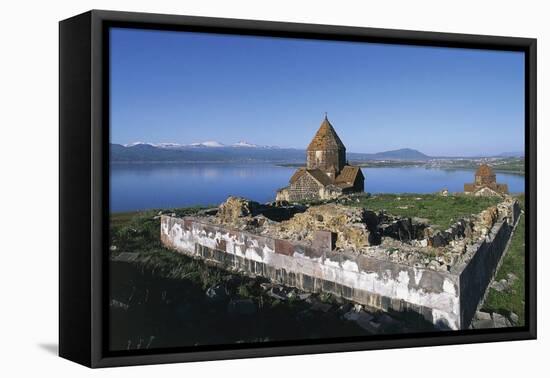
left=110, top=27, right=525, bottom=156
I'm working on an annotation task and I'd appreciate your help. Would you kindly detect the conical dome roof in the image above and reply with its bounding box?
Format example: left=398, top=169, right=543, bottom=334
left=307, top=115, right=346, bottom=151
left=476, top=164, right=495, bottom=177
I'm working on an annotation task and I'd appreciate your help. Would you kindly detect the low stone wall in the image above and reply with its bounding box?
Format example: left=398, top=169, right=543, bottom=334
left=161, top=216, right=461, bottom=329
left=455, top=200, right=521, bottom=327
left=160, top=200, right=520, bottom=330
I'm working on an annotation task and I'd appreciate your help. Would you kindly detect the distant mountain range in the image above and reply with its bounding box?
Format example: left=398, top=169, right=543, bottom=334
left=123, top=140, right=279, bottom=149
left=110, top=142, right=522, bottom=163
left=348, top=148, right=430, bottom=161
left=110, top=142, right=304, bottom=163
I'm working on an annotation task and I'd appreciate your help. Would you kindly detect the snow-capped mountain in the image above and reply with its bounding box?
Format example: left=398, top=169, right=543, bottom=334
left=123, top=142, right=188, bottom=149
left=123, top=141, right=153, bottom=147
left=189, top=141, right=225, bottom=148
left=111, top=142, right=304, bottom=163
left=232, top=141, right=258, bottom=148
left=123, top=140, right=282, bottom=149
left=153, top=142, right=185, bottom=149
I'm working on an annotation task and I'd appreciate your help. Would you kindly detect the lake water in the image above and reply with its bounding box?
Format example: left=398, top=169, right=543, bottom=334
left=110, top=163, right=525, bottom=212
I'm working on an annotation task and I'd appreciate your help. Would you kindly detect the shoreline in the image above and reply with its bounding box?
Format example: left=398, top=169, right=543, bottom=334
left=277, top=162, right=525, bottom=176
left=109, top=159, right=524, bottom=176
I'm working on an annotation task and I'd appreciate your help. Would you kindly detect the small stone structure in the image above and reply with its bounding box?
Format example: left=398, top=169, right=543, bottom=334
left=161, top=196, right=521, bottom=330
left=276, top=116, right=364, bottom=202
left=464, top=164, right=508, bottom=195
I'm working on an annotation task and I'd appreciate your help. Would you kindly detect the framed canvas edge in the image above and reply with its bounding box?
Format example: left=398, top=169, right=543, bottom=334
left=63, top=9, right=537, bottom=368
left=59, top=10, right=93, bottom=367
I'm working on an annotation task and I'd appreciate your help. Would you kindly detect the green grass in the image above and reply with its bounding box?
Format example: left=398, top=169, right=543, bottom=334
left=348, top=194, right=502, bottom=229
left=110, top=206, right=211, bottom=251
left=110, top=206, right=229, bottom=289
left=482, top=195, right=525, bottom=325
left=110, top=207, right=312, bottom=314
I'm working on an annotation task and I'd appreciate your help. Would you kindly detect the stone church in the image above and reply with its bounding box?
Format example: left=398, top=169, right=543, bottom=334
left=464, top=163, right=508, bottom=195
left=276, top=115, right=364, bottom=202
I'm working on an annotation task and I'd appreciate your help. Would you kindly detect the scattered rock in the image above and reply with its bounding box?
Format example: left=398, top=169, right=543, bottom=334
left=431, top=232, right=447, bottom=248
left=337, top=302, right=353, bottom=314
left=479, top=206, right=499, bottom=228
left=267, top=204, right=373, bottom=250
left=343, top=308, right=382, bottom=332
left=206, top=284, right=228, bottom=301
left=196, top=195, right=518, bottom=279
left=474, top=187, right=503, bottom=197
left=428, top=260, right=441, bottom=270
left=217, top=196, right=261, bottom=222
left=509, top=312, right=519, bottom=325
left=266, top=286, right=291, bottom=301
left=492, top=312, right=508, bottom=328
left=216, top=196, right=306, bottom=226
left=490, top=279, right=510, bottom=292
left=413, top=217, right=431, bottom=225
left=475, top=311, right=492, bottom=321
left=198, top=207, right=219, bottom=216
left=260, top=282, right=274, bottom=291
left=472, top=319, right=494, bottom=329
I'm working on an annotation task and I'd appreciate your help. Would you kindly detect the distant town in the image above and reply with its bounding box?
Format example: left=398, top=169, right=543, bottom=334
left=350, top=156, right=524, bottom=175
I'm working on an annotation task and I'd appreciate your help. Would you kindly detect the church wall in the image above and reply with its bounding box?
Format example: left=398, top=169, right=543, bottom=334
left=307, top=149, right=345, bottom=176
left=475, top=174, right=496, bottom=186
left=353, top=174, right=364, bottom=192
left=286, top=174, right=322, bottom=201
left=465, top=174, right=508, bottom=194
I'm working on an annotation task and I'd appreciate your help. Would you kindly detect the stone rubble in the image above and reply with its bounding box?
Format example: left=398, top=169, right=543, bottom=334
left=470, top=310, right=518, bottom=329
left=203, top=195, right=518, bottom=272
left=490, top=272, right=518, bottom=292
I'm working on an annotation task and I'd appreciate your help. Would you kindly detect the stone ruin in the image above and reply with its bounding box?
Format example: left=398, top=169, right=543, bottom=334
left=204, top=196, right=514, bottom=273
left=161, top=195, right=521, bottom=330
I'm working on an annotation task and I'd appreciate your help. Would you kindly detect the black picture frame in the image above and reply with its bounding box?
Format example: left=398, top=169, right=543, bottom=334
left=59, top=9, right=537, bottom=368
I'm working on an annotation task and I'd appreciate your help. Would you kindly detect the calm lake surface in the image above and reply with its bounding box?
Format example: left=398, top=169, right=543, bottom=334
left=110, top=163, right=525, bottom=212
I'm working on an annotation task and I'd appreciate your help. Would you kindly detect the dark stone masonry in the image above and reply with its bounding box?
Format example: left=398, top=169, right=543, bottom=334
left=276, top=116, right=364, bottom=202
